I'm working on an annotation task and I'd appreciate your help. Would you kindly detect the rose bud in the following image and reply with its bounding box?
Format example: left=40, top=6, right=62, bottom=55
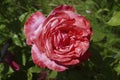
left=2, top=52, right=20, bottom=71
left=24, top=5, right=92, bottom=71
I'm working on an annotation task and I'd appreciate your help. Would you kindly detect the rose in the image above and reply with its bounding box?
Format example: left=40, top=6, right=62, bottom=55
left=24, top=5, right=92, bottom=71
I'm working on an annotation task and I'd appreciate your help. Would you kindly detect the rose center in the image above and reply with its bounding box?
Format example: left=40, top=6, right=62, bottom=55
left=52, top=27, right=83, bottom=52
left=57, top=30, right=70, bottom=48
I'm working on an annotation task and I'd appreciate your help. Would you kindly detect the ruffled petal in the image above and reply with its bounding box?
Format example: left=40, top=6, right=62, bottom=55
left=50, top=5, right=74, bottom=15
left=32, top=44, right=67, bottom=71
left=62, top=59, right=79, bottom=66
left=75, top=16, right=91, bottom=29
left=64, top=11, right=91, bottom=30
left=24, top=12, right=46, bottom=45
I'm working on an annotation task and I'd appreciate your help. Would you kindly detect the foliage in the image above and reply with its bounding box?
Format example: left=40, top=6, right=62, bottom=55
left=0, top=0, right=120, bottom=80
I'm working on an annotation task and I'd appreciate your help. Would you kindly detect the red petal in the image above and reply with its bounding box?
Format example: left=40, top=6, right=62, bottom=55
left=10, top=61, right=20, bottom=71
left=50, top=5, right=74, bottom=15
left=24, top=12, right=46, bottom=45
left=32, top=44, right=67, bottom=71
left=62, top=59, right=79, bottom=65
left=75, top=16, right=91, bottom=29
left=79, top=50, right=90, bottom=62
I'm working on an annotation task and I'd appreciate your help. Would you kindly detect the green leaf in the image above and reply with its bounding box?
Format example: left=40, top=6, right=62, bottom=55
left=27, top=66, right=41, bottom=80
left=92, top=29, right=105, bottom=42
left=27, top=71, right=32, bottom=80
left=107, top=11, right=120, bottom=26
left=48, top=71, right=57, bottom=79
left=12, top=34, right=22, bottom=47
left=28, top=66, right=41, bottom=73
left=0, top=24, right=5, bottom=30
left=22, top=53, right=26, bottom=66
left=19, top=12, right=29, bottom=22
left=114, top=64, right=120, bottom=75
left=0, top=64, right=4, bottom=80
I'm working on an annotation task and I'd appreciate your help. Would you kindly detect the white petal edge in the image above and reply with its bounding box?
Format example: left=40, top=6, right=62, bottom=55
left=31, top=44, right=67, bottom=71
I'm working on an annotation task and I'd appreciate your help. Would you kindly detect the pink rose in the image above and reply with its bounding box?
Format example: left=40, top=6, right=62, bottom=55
left=24, top=5, right=92, bottom=71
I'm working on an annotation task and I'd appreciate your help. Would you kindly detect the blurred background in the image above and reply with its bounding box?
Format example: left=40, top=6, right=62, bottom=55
left=0, top=0, right=120, bottom=80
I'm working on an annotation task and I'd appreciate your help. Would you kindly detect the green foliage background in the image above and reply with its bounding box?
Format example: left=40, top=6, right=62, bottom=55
left=0, top=0, right=120, bottom=80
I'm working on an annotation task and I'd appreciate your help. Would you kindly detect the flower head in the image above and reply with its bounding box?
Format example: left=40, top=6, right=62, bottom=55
left=24, top=5, right=92, bottom=71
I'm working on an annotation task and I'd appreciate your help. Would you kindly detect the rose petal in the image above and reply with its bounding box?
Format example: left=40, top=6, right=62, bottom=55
left=43, top=5, right=74, bottom=25
left=79, top=50, right=90, bottom=62
left=64, top=11, right=91, bottom=30
left=32, top=44, right=67, bottom=71
left=24, top=12, right=46, bottom=45
left=43, top=12, right=70, bottom=28
left=74, top=16, right=91, bottom=29
left=62, top=59, right=79, bottom=66
left=74, top=40, right=89, bottom=57
left=32, top=45, right=46, bottom=68
left=50, top=5, right=74, bottom=15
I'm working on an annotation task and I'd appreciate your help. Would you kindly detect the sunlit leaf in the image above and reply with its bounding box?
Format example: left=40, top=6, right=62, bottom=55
left=48, top=71, right=57, bottom=79
left=19, top=12, right=29, bottom=22
left=107, top=11, right=120, bottom=26
left=92, top=29, right=105, bottom=42
left=12, top=34, right=22, bottom=47
left=22, top=53, right=26, bottom=66
left=27, top=71, right=32, bottom=80
left=28, top=66, right=41, bottom=73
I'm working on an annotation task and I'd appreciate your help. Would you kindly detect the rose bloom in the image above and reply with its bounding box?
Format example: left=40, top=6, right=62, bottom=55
left=24, top=5, right=92, bottom=71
